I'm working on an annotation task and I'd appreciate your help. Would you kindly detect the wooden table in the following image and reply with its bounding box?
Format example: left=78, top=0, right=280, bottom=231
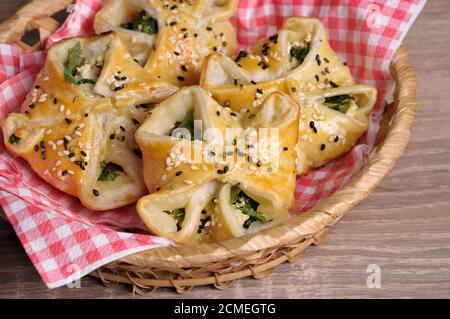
left=1, top=0, right=449, bottom=298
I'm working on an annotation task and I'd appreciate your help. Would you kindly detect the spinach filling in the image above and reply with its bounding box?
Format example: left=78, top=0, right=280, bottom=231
left=121, top=10, right=158, bottom=34
left=171, top=208, right=185, bottom=231
left=323, top=94, right=355, bottom=113
left=8, top=133, right=20, bottom=144
left=170, top=108, right=195, bottom=140
left=290, top=41, right=311, bottom=64
left=98, top=161, right=124, bottom=181
left=63, top=42, right=96, bottom=85
left=230, top=185, right=267, bottom=229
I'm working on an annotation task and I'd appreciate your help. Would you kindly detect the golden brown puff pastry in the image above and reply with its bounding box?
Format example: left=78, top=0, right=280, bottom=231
left=1, top=33, right=177, bottom=210
left=200, top=17, right=353, bottom=112
left=135, top=86, right=299, bottom=244
left=94, top=0, right=237, bottom=86
left=292, top=85, right=377, bottom=175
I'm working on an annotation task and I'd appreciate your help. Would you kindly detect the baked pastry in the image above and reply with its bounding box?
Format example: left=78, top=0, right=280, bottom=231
left=293, top=85, right=377, bottom=175
left=1, top=33, right=177, bottom=210
left=200, top=16, right=377, bottom=174
left=94, top=0, right=237, bottom=86
left=200, top=17, right=353, bottom=110
left=135, top=86, right=299, bottom=244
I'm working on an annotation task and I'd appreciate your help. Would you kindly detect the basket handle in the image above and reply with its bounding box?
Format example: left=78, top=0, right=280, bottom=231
left=0, top=0, right=73, bottom=51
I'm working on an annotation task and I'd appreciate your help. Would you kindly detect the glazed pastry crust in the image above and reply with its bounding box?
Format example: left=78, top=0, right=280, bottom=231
left=94, top=0, right=237, bottom=86
left=135, top=86, right=298, bottom=244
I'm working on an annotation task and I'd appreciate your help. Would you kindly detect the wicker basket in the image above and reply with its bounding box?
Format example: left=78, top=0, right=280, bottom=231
left=0, top=0, right=418, bottom=294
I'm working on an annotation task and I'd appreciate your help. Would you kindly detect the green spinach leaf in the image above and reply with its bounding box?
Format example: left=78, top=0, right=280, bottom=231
left=229, top=185, right=266, bottom=229
left=63, top=43, right=96, bottom=85
left=290, top=42, right=310, bottom=64
left=121, top=10, right=158, bottom=34
left=323, top=94, right=355, bottom=113
left=98, top=161, right=124, bottom=181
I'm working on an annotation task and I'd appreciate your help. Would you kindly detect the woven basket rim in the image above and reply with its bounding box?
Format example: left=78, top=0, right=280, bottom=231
left=0, top=0, right=418, bottom=292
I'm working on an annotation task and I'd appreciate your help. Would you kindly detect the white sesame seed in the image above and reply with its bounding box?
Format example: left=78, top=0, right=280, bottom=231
left=184, top=179, right=193, bottom=185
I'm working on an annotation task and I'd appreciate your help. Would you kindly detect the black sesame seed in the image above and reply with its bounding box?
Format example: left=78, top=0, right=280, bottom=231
left=93, top=189, right=99, bottom=196
left=181, top=28, right=187, bottom=32
left=181, top=65, right=188, bottom=72
left=213, top=46, right=217, bottom=51
left=315, top=74, right=320, bottom=82
left=248, top=114, right=256, bottom=120
left=283, top=146, right=289, bottom=151
left=29, top=103, right=36, bottom=109
left=119, top=126, right=125, bottom=132
left=291, top=87, right=297, bottom=92
left=234, top=79, right=238, bottom=85
left=217, top=169, right=224, bottom=174
left=61, top=170, right=68, bottom=176
left=174, top=51, right=180, bottom=56
left=177, top=76, right=185, bottom=81
left=269, top=34, right=278, bottom=43
left=74, top=160, right=83, bottom=165
left=156, top=187, right=161, bottom=191
left=201, top=209, right=207, bottom=214
left=65, top=118, right=72, bottom=124
left=68, top=152, right=75, bottom=158
left=206, top=26, right=213, bottom=31
left=320, top=144, right=326, bottom=151
left=169, top=21, right=177, bottom=26
left=224, top=100, right=231, bottom=108
left=256, top=161, right=262, bottom=167
left=132, top=119, right=140, bottom=125
left=324, top=57, right=330, bottom=63
left=223, top=166, right=229, bottom=173
left=232, top=139, right=236, bottom=145
left=109, top=134, right=115, bottom=140
left=309, top=121, right=315, bottom=128
left=216, top=111, right=220, bottom=116
left=80, top=150, right=87, bottom=157
left=251, top=80, right=257, bottom=85
left=329, top=80, right=339, bottom=88
left=315, top=54, right=321, bottom=66
left=256, top=88, right=263, bottom=94
left=230, top=112, right=236, bottom=117
left=222, top=41, right=227, bottom=47
left=334, top=136, right=339, bottom=143
left=84, top=113, right=88, bottom=117
left=80, top=164, right=85, bottom=171
left=175, top=171, right=183, bottom=176
left=325, top=67, right=330, bottom=74
left=34, top=145, right=39, bottom=152
left=194, top=33, right=198, bottom=37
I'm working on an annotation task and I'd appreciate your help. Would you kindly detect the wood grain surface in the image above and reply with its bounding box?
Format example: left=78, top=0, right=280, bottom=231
left=1, top=0, right=449, bottom=298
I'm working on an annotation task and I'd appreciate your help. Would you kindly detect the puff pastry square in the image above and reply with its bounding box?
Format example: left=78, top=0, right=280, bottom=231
left=2, top=33, right=177, bottom=210
left=94, top=0, right=237, bottom=86
left=135, top=86, right=299, bottom=244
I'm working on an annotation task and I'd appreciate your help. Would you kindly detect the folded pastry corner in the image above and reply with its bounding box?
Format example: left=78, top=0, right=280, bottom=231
left=94, top=0, right=237, bottom=86
left=292, top=84, right=377, bottom=175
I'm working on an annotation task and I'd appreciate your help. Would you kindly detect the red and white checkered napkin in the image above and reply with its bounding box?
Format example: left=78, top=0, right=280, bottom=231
left=0, top=0, right=425, bottom=288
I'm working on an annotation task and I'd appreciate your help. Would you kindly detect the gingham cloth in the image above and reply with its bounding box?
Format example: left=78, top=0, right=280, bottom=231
left=0, top=0, right=426, bottom=288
